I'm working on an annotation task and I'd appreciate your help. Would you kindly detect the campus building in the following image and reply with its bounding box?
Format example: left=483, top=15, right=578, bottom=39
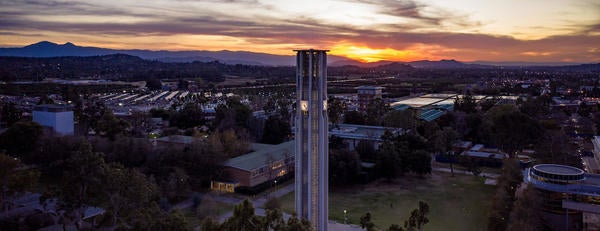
left=356, top=86, right=383, bottom=112
left=589, top=136, right=600, bottom=174
left=212, top=141, right=295, bottom=193
left=32, top=104, right=74, bottom=135
left=294, top=49, right=329, bottom=231
left=524, top=164, right=600, bottom=230
left=330, top=123, right=404, bottom=151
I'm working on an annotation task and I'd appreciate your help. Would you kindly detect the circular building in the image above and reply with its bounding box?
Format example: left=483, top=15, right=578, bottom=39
left=530, top=164, right=585, bottom=184
left=526, top=164, right=593, bottom=231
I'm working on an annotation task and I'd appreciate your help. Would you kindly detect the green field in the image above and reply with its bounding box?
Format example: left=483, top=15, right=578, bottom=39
left=281, top=172, right=495, bottom=231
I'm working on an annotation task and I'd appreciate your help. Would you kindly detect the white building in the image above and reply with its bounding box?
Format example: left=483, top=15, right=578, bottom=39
left=32, top=104, right=74, bottom=135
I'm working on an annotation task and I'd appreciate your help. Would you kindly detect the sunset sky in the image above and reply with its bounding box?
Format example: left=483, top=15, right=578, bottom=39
left=0, top=0, right=598, bottom=63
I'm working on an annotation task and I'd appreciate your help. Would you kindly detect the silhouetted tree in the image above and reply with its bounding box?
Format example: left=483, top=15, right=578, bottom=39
left=0, top=152, right=40, bottom=212
left=433, top=127, right=459, bottom=176
left=0, top=102, right=22, bottom=127
left=0, top=121, right=43, bottom=157
left=328, top=96, right=346, bottom=126
left=345, top=110, right=365, bottom=125
left=262, top=116, right=291, bottom=144
left=146, top=77, right=162, bottom=90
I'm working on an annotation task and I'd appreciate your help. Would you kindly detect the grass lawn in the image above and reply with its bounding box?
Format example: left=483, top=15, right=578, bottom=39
left=281, top=172, right=495, bottom=231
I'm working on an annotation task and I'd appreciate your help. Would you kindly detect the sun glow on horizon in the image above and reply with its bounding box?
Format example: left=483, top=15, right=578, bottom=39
left=330, top=44, right=424, bottom=63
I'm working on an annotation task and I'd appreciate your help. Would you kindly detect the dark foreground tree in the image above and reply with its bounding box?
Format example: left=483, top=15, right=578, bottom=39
left=506, top=184, right=544, bottom=231
left=433, top=127, right=459, bottom=176
left=262, top=116, right=291, bottom=144
left=0, top=121, right=43, bottom=157
left=0, top=102, right=22, bottom=127
left=0, top=152, right=40, bottom=212
left=487, top=159, right=523, bottom=231
left=405, top=201, right=430, bottom=231
left=360, top=212, right=375, bottom=231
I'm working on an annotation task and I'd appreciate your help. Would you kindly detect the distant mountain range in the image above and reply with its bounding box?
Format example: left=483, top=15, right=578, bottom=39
left=0, top=41, right=342, bottom=66
left=0, top=41, right=597, bottom=69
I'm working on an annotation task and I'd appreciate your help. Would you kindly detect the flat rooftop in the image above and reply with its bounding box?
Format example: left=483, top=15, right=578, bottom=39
left=33, top=104, right=73, bottom=112
left=533, top=164, right=585, bottom=176
left=225, top=141, right=294, bottom=172
left=330, top=124, right=402, bottom=141
left=391, top=97, right=443, bottom=108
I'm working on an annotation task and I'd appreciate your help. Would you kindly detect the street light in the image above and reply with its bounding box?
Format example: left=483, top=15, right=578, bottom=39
left=344, top=210, right=347, bottom=224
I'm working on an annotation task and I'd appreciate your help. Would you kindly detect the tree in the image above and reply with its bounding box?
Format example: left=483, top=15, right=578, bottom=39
left=37, top=95, right=55, bottom=105
left=345, top=110, right=366, bottom=125
left=276, top=98, right=292, bottom=122
left=214, top=97, right=252, bottom=130
left=262, top=116, right=291, bottom=144
left=159, top=167, right=190, bottom=200
left=454, top=93, right=477, bottom=113
left=196, top=194, right=219, bottom=219
left=407, top=150, right=431, bottom=176
left=329, top=149, right=361, bottom=186
left=221, top=199, right=263, bottom=231
left=285, top=213, right=313, bottom=231
left=328, top=97, right=347, bottom=126
left=150, top=108, right=171, bottom=120
left=148, top=136, right=228, bottom=188
left=212, top=129, right=250, bottom=158
left=102, top=137, right=151, bottom=168
left=264, top=196, right=282, bottom=211
left=506, top=184, right=543, bottom=231
left=480, top=96, right=498, bottom=112
left=520, top=96, right=549, bottom=118
left=129, top=111, right=151, bottom=137
left=201, top=217, right=221, bottom=231
left=491, top=111, right=542, bottom=156
left=146, top=77, right=162, bottom=90
left=376, top=138, right=401, bottom=181
left=0, top=152, right=40, bottom=212
left=264, top=208, right=286, bottom=230
left=356, top=140, right=376, bottom=161
left=405, top=201, right=430, bottom=231
left=0, top=102, right=22, bottom=127
left=102, top=164, right=159, bottom=229
left=199, top=200, right=313, bottom=231
left=388, top=224, right=405, bottom=231
left=170, top=103, right=204, bottom=129
left=487, top=159, right=523, bottom=231
left=383, top=110, right=417, bottom=130
left=0, top=121, right=43, bottom=157
left=153, top=210, right=189, bottom=231
left=360, top=212, right=375, bottom=231
left=263, top=98, right=278, bottom=115
left=487, top=185, right=512, bottom=231
left=78, top=100, right=106, bottom=135
left=365, top=98, right=389, bottom=125
left=55, top=140, right=107, bottom=229
left=27, top=135, right=82, bottom=177
left=96, top=110, right=130, bottom=140
left=433, top=127, right=459, bottom=176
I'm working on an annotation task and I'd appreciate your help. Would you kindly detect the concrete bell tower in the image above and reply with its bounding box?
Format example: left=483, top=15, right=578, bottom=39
left=294, top=49, right=328, bottom=231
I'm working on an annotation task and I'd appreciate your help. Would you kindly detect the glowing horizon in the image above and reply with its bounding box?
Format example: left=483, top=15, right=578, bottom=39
left=0, top=0, right=598, bottom=63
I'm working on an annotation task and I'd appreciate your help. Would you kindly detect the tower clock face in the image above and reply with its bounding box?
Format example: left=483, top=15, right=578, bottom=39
left=300, top=101, right=308, bottom=111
